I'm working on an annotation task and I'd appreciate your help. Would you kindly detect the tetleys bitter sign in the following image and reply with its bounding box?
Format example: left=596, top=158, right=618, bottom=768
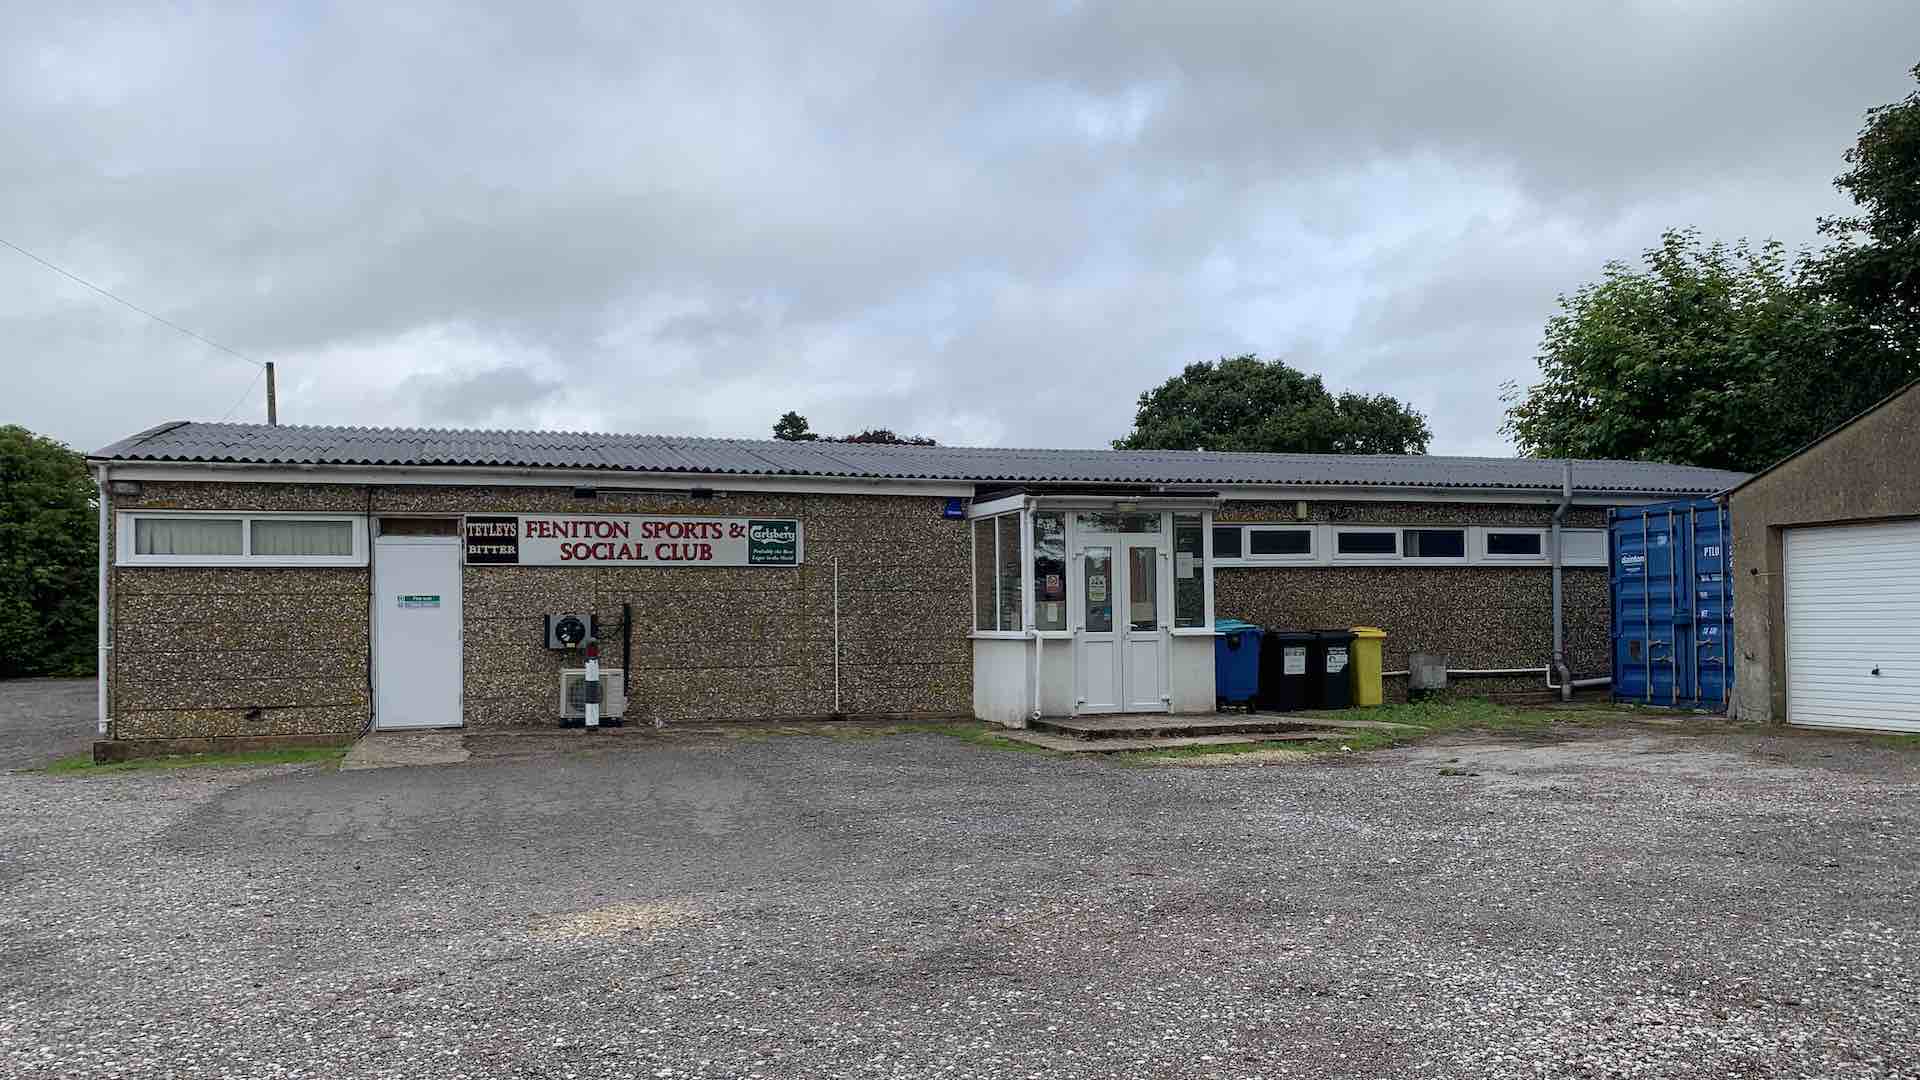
left=464, top=514, right=801, bottom=567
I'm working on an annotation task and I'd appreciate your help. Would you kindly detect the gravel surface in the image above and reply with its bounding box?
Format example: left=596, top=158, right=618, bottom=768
left=3, top=714, right=1917, bottom=1078
left=0, top=677, right=95, bottom=770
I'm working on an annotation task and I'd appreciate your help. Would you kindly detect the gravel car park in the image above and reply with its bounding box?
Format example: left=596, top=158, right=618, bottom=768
left=2, top=680, right=1917, bottom=1079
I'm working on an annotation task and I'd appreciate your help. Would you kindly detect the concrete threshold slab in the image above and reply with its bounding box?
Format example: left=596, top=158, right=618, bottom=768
left=998, top=729, right=1352, bottom=754
left=1032, top=713, right=1424, bottom=739
left=342, top=730, right=471, bottom=770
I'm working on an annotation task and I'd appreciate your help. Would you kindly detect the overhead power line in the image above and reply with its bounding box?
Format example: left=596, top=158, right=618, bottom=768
left=0, top=235, right=263, bottom=371
left=217, top=365, right=268, bottom=422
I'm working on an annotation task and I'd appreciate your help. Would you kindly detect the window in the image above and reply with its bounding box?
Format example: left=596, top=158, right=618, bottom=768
left=973, top=519, right=996, bottom=630
left=996, top=514, right=1023, bottom=632
left=1173, top=514, right=1205, bottom=628
left=1484, top=530, right=1545, bottom=559
left=1080, top=511, right=1161, bottom=534
left=1247, top=527, right=1313, bottom=558
left=252, top=519, right=354, bottom=556
left=134, top=517, right=242, bottom=557
left=1032, top=512, right=1067, bottom=631
left=1335, top=529, right=1398, bottom=557
left=1402, top=528, right=1466, bottom=559
left=377, top=517, right=460, bottom=537
left=119, top=513, right=367, bottom=567
left=1211, top=525, right=1243, bottom=560
left=972, top=511, right=1025, bottom=632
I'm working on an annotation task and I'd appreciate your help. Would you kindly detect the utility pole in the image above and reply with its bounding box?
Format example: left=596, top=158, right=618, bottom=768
left=265, top=361, right=278, bottom=426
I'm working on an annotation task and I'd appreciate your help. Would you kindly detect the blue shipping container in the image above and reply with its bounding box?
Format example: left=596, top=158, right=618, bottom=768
left=1609, top=498, right=1734, bottom=709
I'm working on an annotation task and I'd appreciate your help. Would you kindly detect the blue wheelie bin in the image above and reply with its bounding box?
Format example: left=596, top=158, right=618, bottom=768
left=1214, top=619, right=1264, bottom=709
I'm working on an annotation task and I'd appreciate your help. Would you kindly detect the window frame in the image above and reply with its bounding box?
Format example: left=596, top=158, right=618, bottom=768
left=1242, top=524, right=1316, bottom=562
left=1398, top=527, right=1469, bottom=564
left=1331, top=527, right=1402, bottom=561
left=969, top=509, right=1028, bottom=637
left=117, top=511, right=369, bottom=567
left=1481, top=527, right=1549, bottom=562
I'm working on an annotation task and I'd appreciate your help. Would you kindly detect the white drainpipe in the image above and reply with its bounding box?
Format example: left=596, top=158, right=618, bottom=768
left=1551, top=460, right=1573, bottom=701
left=1030, top=629, right=1043, bottom=724
left=94, top=465, right=111, bottom=736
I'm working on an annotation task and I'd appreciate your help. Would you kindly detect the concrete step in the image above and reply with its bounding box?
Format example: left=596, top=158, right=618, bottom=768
left=997, top=729, right=1354, bottom=754
left=1030, top=713, right=1423, bottom=741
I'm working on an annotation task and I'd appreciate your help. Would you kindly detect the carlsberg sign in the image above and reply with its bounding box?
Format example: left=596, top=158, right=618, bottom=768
left=464, top=514, right=803, bottom=567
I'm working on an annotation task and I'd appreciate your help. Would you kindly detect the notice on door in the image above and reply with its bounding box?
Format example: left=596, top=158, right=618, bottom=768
left=464, top=514, right=802, bottom=567
left=1283, top=646, right=1307, bottom=675
left=1088, top=573, right=1109, bottom=603
left=396, top=594, right=441, bottom=608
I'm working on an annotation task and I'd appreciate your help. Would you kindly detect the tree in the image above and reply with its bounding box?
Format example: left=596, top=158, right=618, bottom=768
left=770, top=413, right=937, bottom=445
left=1113, top=354, right=1431, bottom=454
left=1814, top=62, right=1920, bottom=361
left=839, top=428, right=937, bottom=446
left=0, top=427, right=96, bottom=678
left=772, top=412, right=817, bottom=441
left=1502, top=64, right=1920, bottom=472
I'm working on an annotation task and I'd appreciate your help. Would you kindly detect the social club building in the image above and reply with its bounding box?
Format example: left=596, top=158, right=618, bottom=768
left=86, top=422, right=1743, bottom=746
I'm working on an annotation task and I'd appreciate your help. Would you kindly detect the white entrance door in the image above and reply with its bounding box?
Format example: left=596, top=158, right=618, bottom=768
left=1785, top=520, right=1920, bottom=733
left=373, top=536, right=464, bottom=730
left=1075, top=534, right=1168, bottom=713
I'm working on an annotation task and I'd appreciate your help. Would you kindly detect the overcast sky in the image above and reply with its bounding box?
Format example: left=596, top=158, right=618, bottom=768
left=5, top=3, right=1916, bottom=457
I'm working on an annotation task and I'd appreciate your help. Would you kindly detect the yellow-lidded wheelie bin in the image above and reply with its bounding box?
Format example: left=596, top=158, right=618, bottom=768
left=1350, top=626, right=1387, bottom=706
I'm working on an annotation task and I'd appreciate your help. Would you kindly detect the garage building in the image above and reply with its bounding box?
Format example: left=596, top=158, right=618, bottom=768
left=87, top=422, right=1741, bottom=745
left=1730, top=378, right=1920, bottom=732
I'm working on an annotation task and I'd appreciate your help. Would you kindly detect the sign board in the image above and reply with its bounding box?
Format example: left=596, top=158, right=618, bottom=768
left=464, top=514, right=802, bottom=567
left=397, top=594, right=441, bottom=608
left=1283, top=646, right=1307, bottom=675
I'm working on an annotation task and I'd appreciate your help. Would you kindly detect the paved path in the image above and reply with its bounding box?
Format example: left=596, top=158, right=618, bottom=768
left=0, top=677, right=94, bottom=770
left=3, top=718, right=1917, bottom=1078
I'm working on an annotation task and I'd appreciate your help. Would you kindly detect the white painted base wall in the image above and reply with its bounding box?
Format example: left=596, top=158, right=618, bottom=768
left=974, top=633, right=1217, bottom=726
left=1168, top=635, right=1216, bottom=714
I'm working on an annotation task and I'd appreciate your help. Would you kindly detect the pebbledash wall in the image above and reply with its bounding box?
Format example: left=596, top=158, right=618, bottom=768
left=106, top=481, right=971, bottom=740
left=1212, top=501, right=1610, bottom=701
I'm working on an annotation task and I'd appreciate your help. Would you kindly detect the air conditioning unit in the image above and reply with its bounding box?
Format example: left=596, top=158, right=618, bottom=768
left=560, top=668, right=627, bottom=721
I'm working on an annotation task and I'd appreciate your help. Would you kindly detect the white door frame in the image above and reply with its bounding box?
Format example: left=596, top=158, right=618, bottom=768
left=1073, top=522, right=1172, bottom=714
left=370, top=533, right=466, bottom=730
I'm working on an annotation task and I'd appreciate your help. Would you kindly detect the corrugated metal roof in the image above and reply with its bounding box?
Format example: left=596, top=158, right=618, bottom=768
left=91, top=421, right=1748, bottom=495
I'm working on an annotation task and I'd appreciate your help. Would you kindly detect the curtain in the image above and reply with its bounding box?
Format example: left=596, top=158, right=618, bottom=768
left=134, top=518, right=243, bottom=556
left=250, top=520, right=353, bottom=556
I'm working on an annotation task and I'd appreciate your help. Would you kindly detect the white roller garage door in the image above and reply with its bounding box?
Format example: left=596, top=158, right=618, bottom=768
left=1785, top=520, right=1920, bottom=732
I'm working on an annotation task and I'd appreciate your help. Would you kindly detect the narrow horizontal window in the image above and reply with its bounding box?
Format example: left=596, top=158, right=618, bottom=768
left=134, top=517, right=243, bottom=556
left=1485, top=531, right=1544, bottom=557
left=1247, top=528, right=1312, bottom=557
left=1335, top=530, right=1397, bottom=556
left=1211, top=526, right=1243, bottom=560
left=1402, top=528, right=1466, bottom=559
left=378, top=517, right=460, bottom=537
left=119, top=513, right=366, bottom=567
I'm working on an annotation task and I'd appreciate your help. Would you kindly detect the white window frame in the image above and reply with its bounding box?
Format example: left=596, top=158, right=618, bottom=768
left=117, top=511, right=369, bottom=567
left=1481, top=527, right=1549, bottom=562
left=970, top=509, right=1027, bottom=638
left=1331, top=527, right=1402, bottom=561
left=1241, top=524, right=1316, bottom=563
left=1398, top=526, right=1470, bottom=565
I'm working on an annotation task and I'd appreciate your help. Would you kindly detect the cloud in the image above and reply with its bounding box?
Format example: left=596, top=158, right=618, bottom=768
left=4, top=0, right=1916, bottom=457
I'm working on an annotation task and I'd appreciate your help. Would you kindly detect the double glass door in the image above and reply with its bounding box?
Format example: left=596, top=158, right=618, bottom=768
left=1076, top=533, right=1168, bottom=713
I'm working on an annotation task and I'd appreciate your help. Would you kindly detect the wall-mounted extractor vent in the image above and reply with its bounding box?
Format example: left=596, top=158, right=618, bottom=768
left=560, top=669, right=627, bottom=720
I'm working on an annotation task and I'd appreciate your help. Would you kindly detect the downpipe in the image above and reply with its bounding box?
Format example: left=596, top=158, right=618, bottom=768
left=1550, top=460, right=1573, bottom=701
left=1030, top=629, right=1044, bottom=724
left=94, top=465, right=111, bottom=737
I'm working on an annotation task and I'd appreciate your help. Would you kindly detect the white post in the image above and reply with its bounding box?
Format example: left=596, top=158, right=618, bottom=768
left=584, top=638, right=601, bottom=729
left=95, top=466, right=110, bottom=737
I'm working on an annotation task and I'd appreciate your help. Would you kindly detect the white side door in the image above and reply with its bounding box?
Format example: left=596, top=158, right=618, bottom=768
left=1120, top=538, right=1168, bottom=712
left=372, top=535, right=465, bottom=730
left=1076, top=539, right=1121, bottom=713
left=1786, top=520, right=1920, bottom=733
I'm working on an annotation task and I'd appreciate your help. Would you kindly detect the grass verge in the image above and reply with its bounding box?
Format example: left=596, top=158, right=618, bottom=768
left=40, top=746, right=348, bottom=776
